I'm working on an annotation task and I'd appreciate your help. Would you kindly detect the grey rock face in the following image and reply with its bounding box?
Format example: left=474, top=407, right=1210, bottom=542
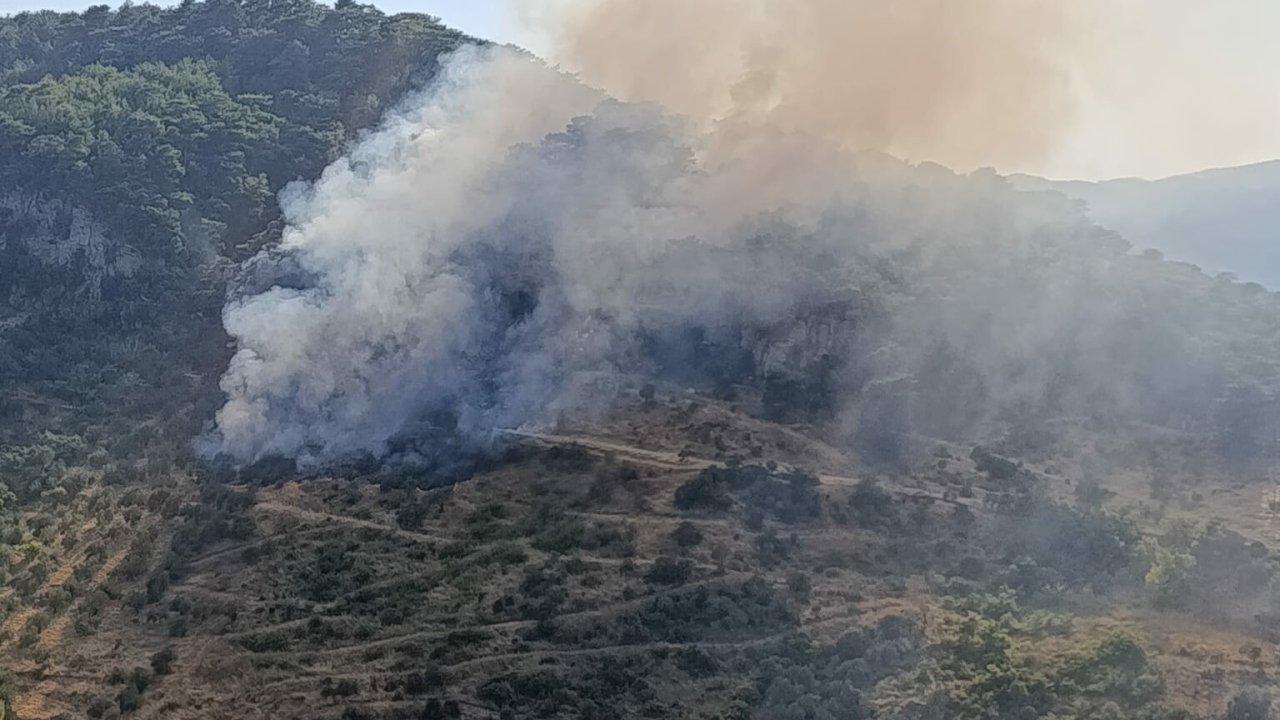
left=0, top=191, right=138, bottom=303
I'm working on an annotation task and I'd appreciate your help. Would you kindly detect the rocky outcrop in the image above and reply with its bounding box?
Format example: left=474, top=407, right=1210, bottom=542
left=0, top=191, right=139, bottom=303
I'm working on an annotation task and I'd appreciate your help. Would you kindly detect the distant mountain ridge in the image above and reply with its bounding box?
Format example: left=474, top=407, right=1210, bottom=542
left=1009, top=160, right=1280, bottom=288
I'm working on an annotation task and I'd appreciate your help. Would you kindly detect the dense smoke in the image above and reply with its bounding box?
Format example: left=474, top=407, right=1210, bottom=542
left=529, top=0, right=1280, bottom=180
left=205, top=36, right=1262, bottom=468
left=209, top=47, right=600, bottom=462
left=542, top=0, right=1088, bottom=174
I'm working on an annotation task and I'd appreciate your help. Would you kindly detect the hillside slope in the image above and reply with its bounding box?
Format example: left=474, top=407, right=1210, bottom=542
left=4, top=391, right=1280, bottom=718
left=0, top=0, right=473, bottom=459
left=1009, top=161, right=1280, bottom=288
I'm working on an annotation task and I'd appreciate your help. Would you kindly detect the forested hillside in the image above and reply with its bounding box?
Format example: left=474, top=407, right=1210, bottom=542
left=0, top=0, right=471, bottom=462
left=1010, top=162, right=1280, bottom=289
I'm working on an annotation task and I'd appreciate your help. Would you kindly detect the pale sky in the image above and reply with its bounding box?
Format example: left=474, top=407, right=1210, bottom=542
left=1, top=0, right=1278, bottom=182
left=0, top=0, right=513, bottom=41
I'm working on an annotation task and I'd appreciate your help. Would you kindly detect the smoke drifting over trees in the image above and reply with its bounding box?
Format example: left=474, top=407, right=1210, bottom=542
left=206, top=43, right=1280, bottom=468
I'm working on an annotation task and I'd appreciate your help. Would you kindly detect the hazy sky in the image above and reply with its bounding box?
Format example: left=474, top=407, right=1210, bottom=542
left=1, top=0, right=1277, bottom=181
left=0, top=0, right=511, bottom=39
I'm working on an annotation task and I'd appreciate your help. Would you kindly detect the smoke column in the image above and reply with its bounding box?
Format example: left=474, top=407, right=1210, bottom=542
left=209, top=47, right=601, bottom=463
left=525, top=0, right=1280, bottom=180
left=206, top=11, right=1237, bottom=466
left=535, top=0, right=1089, bottom=174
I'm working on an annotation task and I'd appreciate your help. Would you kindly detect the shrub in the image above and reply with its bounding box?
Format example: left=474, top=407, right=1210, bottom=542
left=396, top=502, right=429, bottom=531
left=970, top=446, right=1020, bottom=480
left=320, top=678, right=360, bottom=698
left=787, top=572, right=812, bottom=603
left=671, top=522, right=704, bottom=549
left=673, top=471, right=734, bottom=513
left=623, top=576, right=794, bottom=644
left=848, top=481, right=900, bottom=530
left=645, top=556, right=692, bottom=586
left=117, top=683, right=141, bottom=713
left=150, top=647, right=175, bottom=676
left=674, top=465, right=820, bottom=524
left=1226, top=687, right=1273, bottom=720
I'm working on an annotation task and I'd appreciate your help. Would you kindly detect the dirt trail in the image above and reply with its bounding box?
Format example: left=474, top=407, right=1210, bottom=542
left=262, top=632, right=792, bottom=695
left=185, top=525, right=335, bottom=568
left=7, top=544, right=132, bottom=720
left=10, top=688, right=57, bottom=720
left=2, top=542, right=96, bottom=641
left=254, top=501, right=456, bottom=545
left=244, top=570, right=755, bottom=666
left=509, top=430, right=974, bottom=508
left=92, top=544, right=131, bottom=584
left=2, top=608, right=35, bottom=639
left=512, top=429, right=858, bottom=482
left=38, top=544, right=131, bottom=651
left=568, top=509, right=733, bottom=527
left=502, top=430, right=715, bottom=471
left=36, top=608, right=72, bottom=652
left=446, top=633, right=793, bottom=670
left=41, top=519, right=102, bottom=589
left=43, top=556, right=80, bottom=589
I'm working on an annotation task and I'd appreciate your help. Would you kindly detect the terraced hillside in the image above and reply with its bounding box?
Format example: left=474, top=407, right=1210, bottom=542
left=4, top=389, right=1280, bottom=719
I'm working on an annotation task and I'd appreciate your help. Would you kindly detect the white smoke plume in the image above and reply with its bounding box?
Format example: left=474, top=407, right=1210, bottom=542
left=206, top=40, right=1237, bottom=467
left=211, top=47, right=601, bottom=462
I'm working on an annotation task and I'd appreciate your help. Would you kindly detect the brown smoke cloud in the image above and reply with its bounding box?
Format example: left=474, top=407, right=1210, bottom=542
left=522, top=0, right=1280, bottom=180
left=538, top=0, right=1092, bottom=174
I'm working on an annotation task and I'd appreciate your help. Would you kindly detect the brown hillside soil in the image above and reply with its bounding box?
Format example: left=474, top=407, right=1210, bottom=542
left=3, top=396, right=1277, bottom=718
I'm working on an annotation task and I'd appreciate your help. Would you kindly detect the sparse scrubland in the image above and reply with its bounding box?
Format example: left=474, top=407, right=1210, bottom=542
left=9, top=394, right=1280, bottom=719
left=3, top=2, right=1280, bottom=719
